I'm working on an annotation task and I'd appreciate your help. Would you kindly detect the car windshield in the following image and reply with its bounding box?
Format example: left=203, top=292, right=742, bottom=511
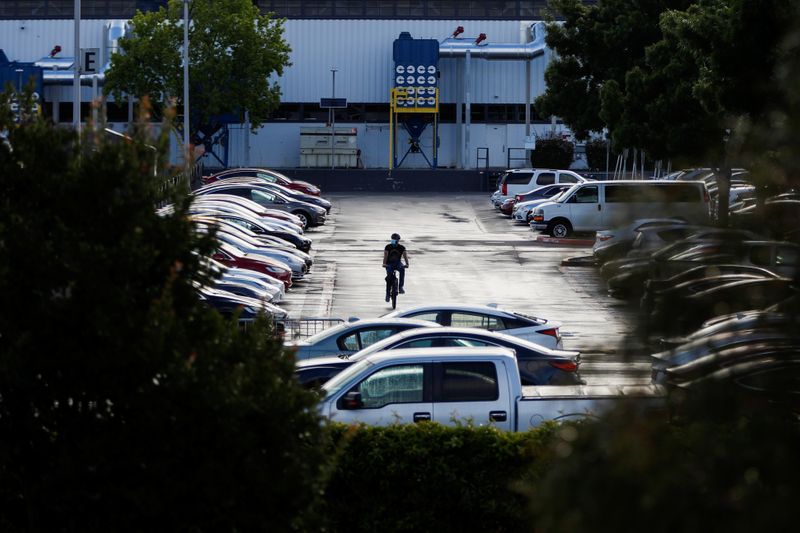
left=322, top=359, right=376, bottom=398
left=554, top=184, right=582, bottom=203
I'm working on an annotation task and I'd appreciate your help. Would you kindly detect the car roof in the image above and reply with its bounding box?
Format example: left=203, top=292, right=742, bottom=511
left=383, top=303, right=521, bottom=318
left=362, top=346, right=516, bottom=364
left=352, top=326, right=578, bottom=358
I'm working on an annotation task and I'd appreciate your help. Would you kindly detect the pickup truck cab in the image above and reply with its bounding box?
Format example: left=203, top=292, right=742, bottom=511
left=319, top=347, right=664, bottom=430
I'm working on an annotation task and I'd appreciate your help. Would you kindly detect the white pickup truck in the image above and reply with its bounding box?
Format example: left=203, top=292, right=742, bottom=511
left=319, top=347, right=665, bottom=430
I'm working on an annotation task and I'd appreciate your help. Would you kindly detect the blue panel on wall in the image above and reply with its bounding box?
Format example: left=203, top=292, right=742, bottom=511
left=392, top=33, right=439, bottom=108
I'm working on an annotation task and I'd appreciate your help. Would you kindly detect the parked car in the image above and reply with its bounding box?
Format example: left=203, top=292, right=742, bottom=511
left=285, top=318, right=441, bottom=360
left=222, top=267, right=286, bottom=302
left=651, top=277, right=797, bottom=336
left=677, top=352, right=800, bottom=406
left=512, top=187, right=572, bottom=224
left=203, top=176, right=331, bottom=213
left=501, top=184, right=571, bottom=217
left=593, top=218, right=687, bottom=264
left=201, top=211, right=312, bottom=252
left=530, top=180, right=710, bottom=238
left=491, top=168, right=585, bottom=206
left=641, top=264, right=781, bottom=318
left=210, top=228, right=308, bottom=280
left=192, top=194, right=305, bottom=232
left=195, top=183, right=327, bottom=228
left=652, top=328, right=800, bottom=384
left=295, top=326, right=582, bottom=388
left=650, top=240, right=800, bottom=280
left=211, top=242, right=293, bottom=289
left=191, top=215, right=312, bottom=268
left=218, top=272, right=284, bottom=303
left=204, top=167, right=322, bottom=196
left=381, top=304, right=563, bottom=348
left=646, top=274, right=792, bottom=334
left=196, top=285, right=287, bottom=320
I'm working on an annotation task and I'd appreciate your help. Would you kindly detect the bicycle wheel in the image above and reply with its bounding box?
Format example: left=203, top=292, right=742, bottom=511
left=390, top=276, right=398, bottom=309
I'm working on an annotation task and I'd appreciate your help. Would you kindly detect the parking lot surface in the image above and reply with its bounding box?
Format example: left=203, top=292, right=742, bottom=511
left=283, top=192, right=651, bottom=384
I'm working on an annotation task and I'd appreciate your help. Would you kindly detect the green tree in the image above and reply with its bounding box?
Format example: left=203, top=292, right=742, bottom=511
left=104, top=0, right=291, bottom=150
left=0, top=98, right=328, bottom=532
left=535, top=0, right=693, bottom=141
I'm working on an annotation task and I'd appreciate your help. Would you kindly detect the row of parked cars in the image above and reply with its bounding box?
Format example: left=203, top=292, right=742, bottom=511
left=159, top=167, right=332, bottom=322
left=282, top=303, right=581, bottom=389
left=487, top=166, right=800, bottom=404
left=591, top=212, right=800, bottom=404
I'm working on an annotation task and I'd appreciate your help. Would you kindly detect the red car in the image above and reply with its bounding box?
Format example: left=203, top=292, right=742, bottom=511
left=211, top=243, right=293, bottom=290
left=203, top=168, right=321, bottom=196
left=499, top=198, right=516, bottom=216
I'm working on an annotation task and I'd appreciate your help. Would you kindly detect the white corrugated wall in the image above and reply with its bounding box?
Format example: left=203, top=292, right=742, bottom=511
left=1, top=18, right=561, bottom=169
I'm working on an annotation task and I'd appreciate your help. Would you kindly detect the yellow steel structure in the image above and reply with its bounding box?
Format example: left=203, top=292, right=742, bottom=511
left=389, top=87, right=439, bottom=169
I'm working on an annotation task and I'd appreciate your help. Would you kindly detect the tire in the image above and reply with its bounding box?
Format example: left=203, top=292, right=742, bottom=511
left=547, top=219, right=572, bottom=238
left=391, top=291, right=397, bottom=309
left=292, top=210, right=310, bottom=229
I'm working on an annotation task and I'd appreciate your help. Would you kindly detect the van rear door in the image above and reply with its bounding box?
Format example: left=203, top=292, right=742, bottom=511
left=431, top=360, right=513, bottom=430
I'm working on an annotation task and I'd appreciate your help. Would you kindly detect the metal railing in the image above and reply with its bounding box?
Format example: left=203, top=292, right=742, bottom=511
left=275, top=317, right=345, bottom=342
left=476, top=147, right=489, bottom=170
left=507, top=147, right=528, bottom=169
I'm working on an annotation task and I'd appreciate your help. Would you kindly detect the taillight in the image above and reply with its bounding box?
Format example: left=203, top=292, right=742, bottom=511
left=703, top=188, right=710, bottom=203
left=502, top=181, right=507, bottom=195
left=539, top=327, right=560, bottom=339
left=549, top=360, right=578, bottom=372
left=598, top=234, right=614, bottom=241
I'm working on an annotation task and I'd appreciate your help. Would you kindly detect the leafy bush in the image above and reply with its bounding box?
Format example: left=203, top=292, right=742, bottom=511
left=0, top=97, right=329, bottom=532
left=585, top=137, right=615, bottom=171
left=322, top=422, right=558, bottom=533
left=530, top=135, right=575, bottom=169
left=524, top=387, right=800, bottom=532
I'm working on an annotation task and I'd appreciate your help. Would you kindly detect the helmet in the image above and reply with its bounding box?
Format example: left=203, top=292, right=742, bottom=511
left=391, top=233, right=401, bottom=240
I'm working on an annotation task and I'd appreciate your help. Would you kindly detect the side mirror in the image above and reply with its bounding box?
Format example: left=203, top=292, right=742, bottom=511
left=339, top=391, right=363, bottom=410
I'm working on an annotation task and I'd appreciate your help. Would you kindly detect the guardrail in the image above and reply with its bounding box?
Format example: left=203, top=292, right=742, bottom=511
left=275, top=317, right=345, bottom=341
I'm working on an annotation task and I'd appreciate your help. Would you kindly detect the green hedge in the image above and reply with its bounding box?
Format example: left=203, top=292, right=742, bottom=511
left=585, top=138, right=615, bottom=171
left=322, top=422, right=559, bottom=533
left=530, top=136, right=575, bottom=169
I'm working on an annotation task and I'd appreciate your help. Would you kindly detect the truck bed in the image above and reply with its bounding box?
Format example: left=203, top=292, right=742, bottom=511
left=517, top=384, right=666, bottom=428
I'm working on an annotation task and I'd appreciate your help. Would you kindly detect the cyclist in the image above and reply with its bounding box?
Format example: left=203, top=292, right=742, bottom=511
left=383, top=233, right=409, bottom=302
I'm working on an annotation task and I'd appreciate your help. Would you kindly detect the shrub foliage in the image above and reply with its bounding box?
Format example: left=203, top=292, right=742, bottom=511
left=530, top=136, right=575, bottom=169
left=323, top=422, right=558, bottom=533
left=0, top=97, right=329, bottom=532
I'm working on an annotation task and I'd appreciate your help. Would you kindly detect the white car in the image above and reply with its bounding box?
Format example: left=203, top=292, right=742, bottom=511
left=512, top=191, right=571, bottom=223
left=381, top=304, right=563, bottom=349
left=285, top=318, right=441, bottom=360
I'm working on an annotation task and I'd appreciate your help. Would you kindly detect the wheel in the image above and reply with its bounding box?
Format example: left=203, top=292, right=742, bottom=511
left=548, top=219, right=572, bottom=238
left=292, top=210, right=310, bottom=229
left=391, top=291, right=397, bottom=309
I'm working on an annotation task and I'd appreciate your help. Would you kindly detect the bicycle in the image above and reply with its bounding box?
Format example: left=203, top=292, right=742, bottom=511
left=385, top=268, right=400, bottom=309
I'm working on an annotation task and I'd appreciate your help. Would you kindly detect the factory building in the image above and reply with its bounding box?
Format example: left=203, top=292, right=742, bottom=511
left=0, top=1, right=593, bottom=171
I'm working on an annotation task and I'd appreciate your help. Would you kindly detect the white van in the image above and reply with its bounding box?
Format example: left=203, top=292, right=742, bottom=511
left=530, top=180, right=710, bottom=237
left=491, top=168, right=586, bottom=207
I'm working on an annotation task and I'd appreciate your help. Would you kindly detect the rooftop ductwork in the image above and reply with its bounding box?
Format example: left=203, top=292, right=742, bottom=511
left=36, top=20, right=128, bottom=85
left=438, top=21, right=546, bottom=60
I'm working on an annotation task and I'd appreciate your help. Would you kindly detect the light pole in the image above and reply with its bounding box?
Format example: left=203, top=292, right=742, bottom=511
left=330, top=67, right=337, bottom=170
left=183, top=0, right=191, bottom=171
left=73, top=0, right=81, bottom=133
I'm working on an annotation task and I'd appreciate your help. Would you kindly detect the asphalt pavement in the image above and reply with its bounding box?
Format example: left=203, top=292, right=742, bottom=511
left=283, top=192, right=651, bottom=385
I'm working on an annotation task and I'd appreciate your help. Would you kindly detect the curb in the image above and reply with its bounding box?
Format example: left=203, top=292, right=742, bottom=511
left=561, top=255, right=598, bottom=267
left=533, top=235, right=595, bottom=246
